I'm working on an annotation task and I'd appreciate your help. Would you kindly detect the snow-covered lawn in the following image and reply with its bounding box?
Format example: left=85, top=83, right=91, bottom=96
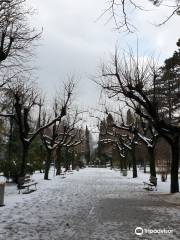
left=0, top=168, right=179, bottom=240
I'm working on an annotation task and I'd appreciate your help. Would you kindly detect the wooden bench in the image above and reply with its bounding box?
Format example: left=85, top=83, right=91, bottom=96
left=60, top=172, right=65, bottom=175
left=59, top=172, right=66, bottom=178
left=143, top=181, right=157, bottom=191
left=17, top=175, right=38, bottom=194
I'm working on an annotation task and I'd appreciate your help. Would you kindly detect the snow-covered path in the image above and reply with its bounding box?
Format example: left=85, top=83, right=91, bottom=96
left=0, top=168, right=180, bottom=240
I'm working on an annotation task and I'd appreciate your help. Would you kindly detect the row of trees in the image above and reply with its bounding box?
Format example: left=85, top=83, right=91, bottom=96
left=96, top=39, right=180, bottom=193
left=98, top=111, right=159, bottom=179
left=0, top=0, right=88, bottom=182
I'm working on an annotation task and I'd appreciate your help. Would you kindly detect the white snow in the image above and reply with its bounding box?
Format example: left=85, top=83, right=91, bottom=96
left=0, top=168, right=179, bottom=240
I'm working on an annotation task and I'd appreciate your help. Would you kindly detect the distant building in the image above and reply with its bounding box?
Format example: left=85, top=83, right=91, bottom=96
left=154, top=137, right=171, bottom=173
left=97, top=114, right=128, bottom=167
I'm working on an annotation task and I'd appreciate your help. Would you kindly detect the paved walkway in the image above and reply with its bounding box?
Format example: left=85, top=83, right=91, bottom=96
left=0, top=168, right=179, bottom=240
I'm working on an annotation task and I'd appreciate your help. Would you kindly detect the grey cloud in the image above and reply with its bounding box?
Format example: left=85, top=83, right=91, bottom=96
left=29, top=0, right=180, bottom=106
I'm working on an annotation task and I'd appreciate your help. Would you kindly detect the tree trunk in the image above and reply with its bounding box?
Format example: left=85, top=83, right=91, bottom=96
left=56, top=147, right=61, bottom=175
left=64, top=149, right=70, bottom=171
left=148, top=147, right=156, bottom=178
left=128, top=163, right=131, bottom=170
left=119, top=156, right=123, bottom=170
left=20, top=144, right=29, bottom=177
left=170, top=137, right=179, bottom=193
left=143, top=159, right=146, bottom=173
left=72, top=152, right=75, bottom=170
left=44, top=150, right=52, bottom=180
left=65, top=163, right=70, bottom=172
left=132, top=146, right=137, bottom=178
left=123, top=157, right=127, bottom=170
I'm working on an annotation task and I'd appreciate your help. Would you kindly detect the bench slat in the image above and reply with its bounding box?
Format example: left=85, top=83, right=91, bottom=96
left=23, top=182, right=37, bottom=187
left=143, top=181, right=155, bottom=186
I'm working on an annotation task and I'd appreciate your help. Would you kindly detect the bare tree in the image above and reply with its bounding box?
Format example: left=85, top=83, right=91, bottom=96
left=41, top=106, right=85, bottom=179
left=97, top=48, right=180, bottom=193
left=112, top=118, right=158, bottom=182
left=55, top=111, right=84, bottom=174
left=0, top=0, right=41, bottom=119
left=103, top=0, right=180, bottom=32
left=0, top=0, right=41, bottom=65
left=3, top=77, right=74, bottom=179
left=98, top=110, right=154, bottom=178
left=36, top=78, right=85, bottom=179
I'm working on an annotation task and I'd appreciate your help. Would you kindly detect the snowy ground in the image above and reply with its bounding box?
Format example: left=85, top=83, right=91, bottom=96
left=0, top=168, right=180, bottom=240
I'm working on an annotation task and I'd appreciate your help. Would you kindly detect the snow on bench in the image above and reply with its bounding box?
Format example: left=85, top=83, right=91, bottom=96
left=17, top=175, right=38, bottom=194
left=143, top=176, right=157, bottom=191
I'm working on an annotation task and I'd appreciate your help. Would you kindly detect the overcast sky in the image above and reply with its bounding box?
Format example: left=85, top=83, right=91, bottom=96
left=29, top=0, right=180, bottom=111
